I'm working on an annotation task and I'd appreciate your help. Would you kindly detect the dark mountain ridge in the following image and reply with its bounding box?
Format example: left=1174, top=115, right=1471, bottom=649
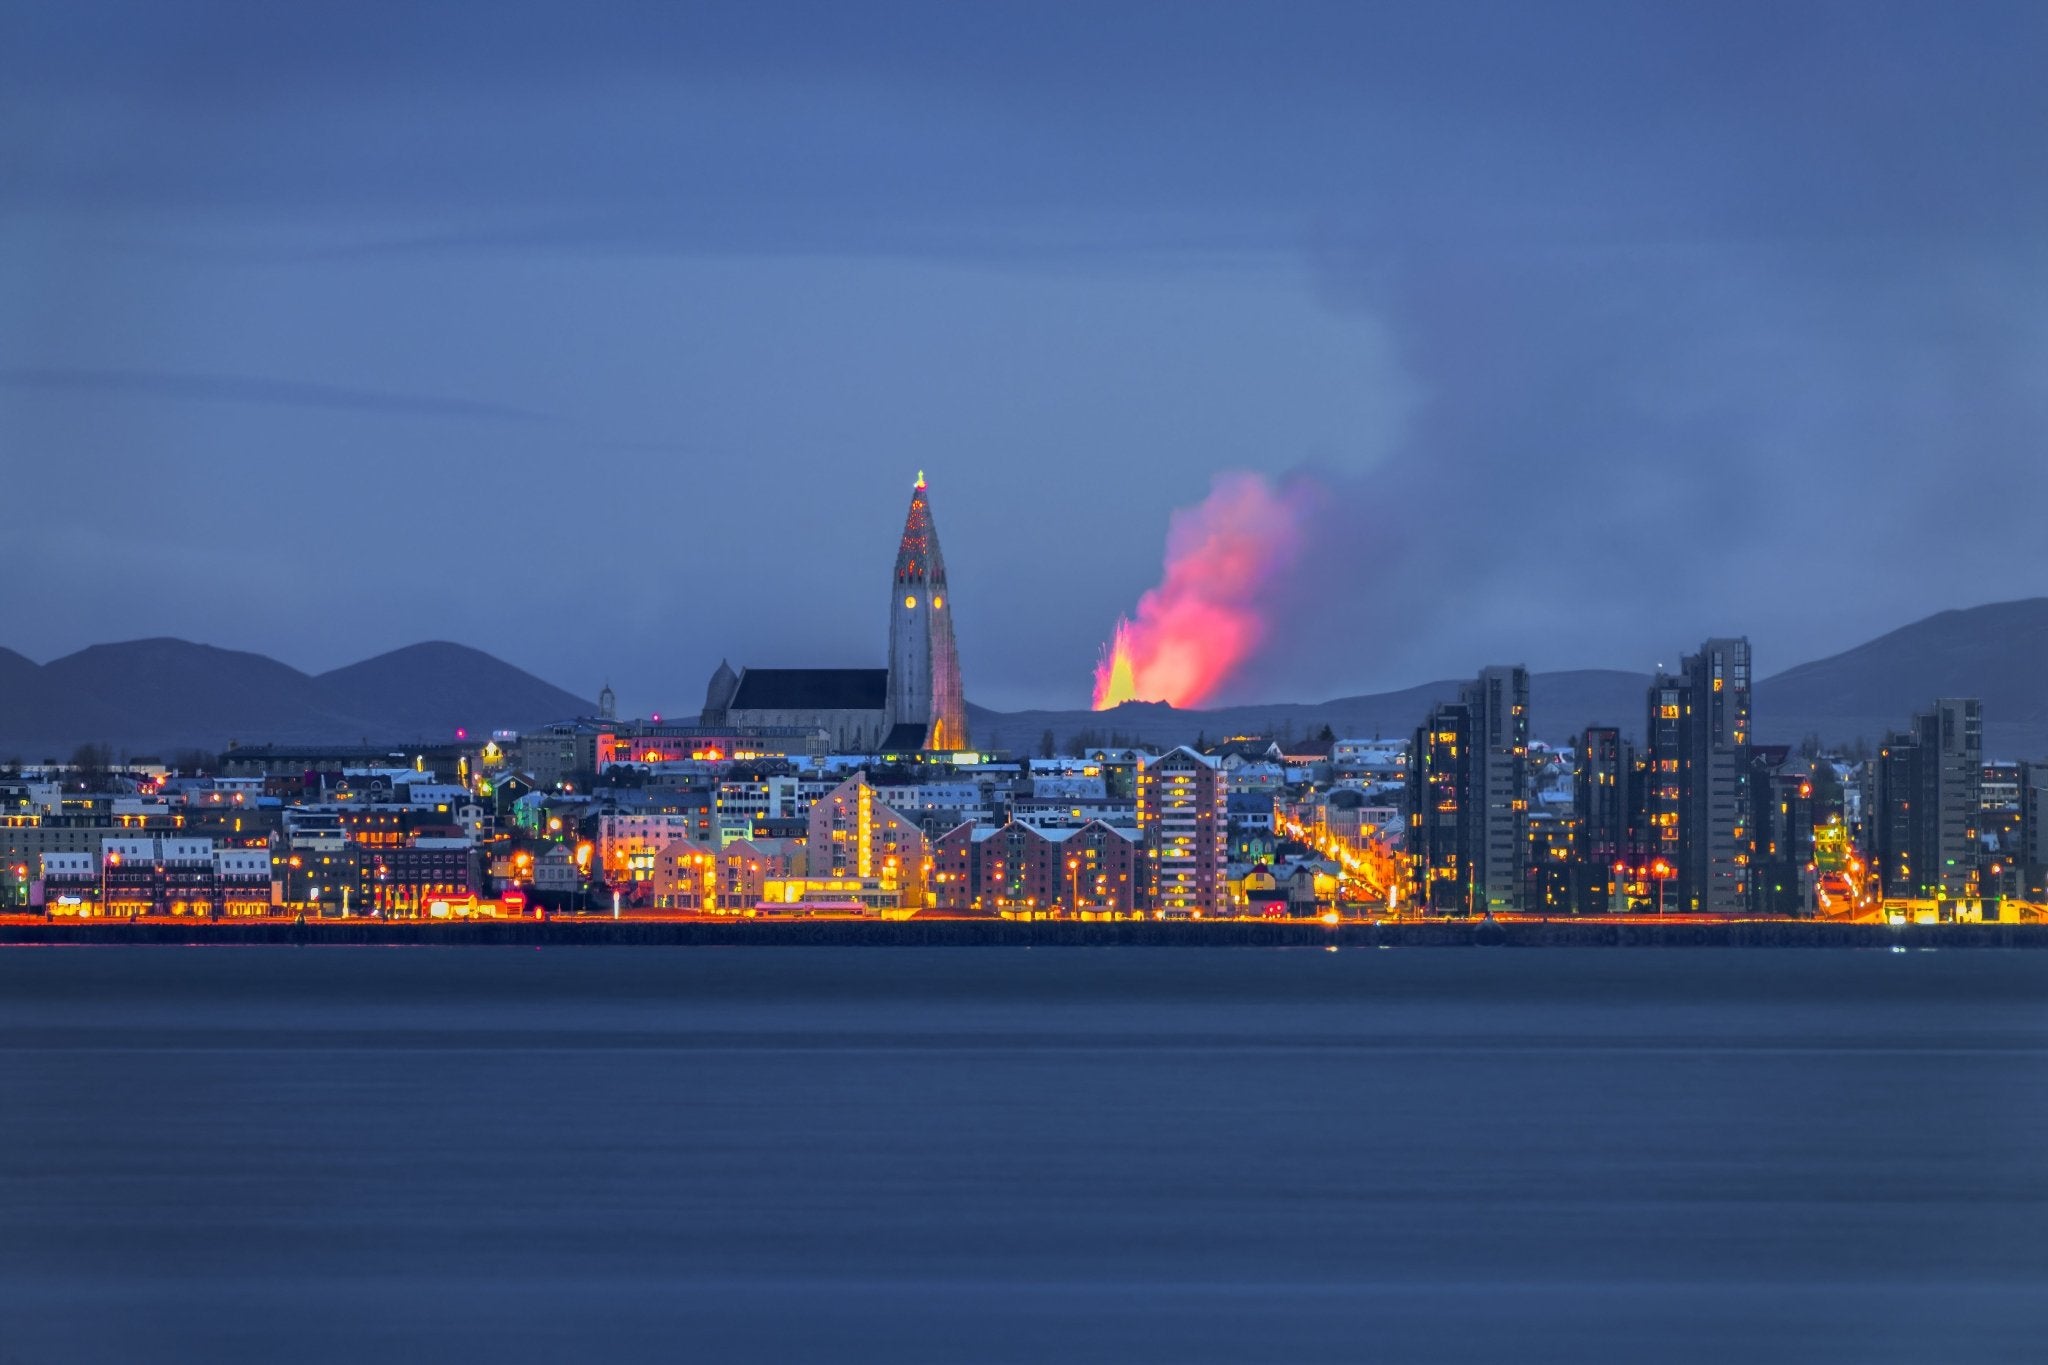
left=4, top=598, right=2046, bottom=762
left=973, top=599, right=2048, bottom=759
left=0, top=639, right=593, bottom=760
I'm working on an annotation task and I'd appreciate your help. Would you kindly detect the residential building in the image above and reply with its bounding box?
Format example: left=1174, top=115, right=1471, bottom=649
left=806, top=773, right=929, bottom=908
left=1406, top=666, right=1529, bottom=915
left=1645, top=638, right=1753, bottom=914
left=653, top=837, right=803, bottom=913
left=1136, top=747, right=1227, bottom=917
left=1749, top=750, right=1816, bottom=916
left=1572, top=725, right=1630, bottom=913
left=1870, top=699, right=1983, bottom=904
left=931, top=819, right=1138, bottom=917
left=2017, top=763, right=2048, bottom=899
left=597, top=811, right=699, bottom=885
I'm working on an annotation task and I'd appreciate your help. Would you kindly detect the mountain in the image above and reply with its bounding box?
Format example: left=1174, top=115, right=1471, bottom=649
left=0, top=647, right=39, bottom=694
left=968, top=669, right=1655, bottom=756
left=318, top=642, right=595, bottom=741
left=1753, top=598, right=2048, bottom=755
left=38, top=640, right=367, bottom=754
left=6, top=597, right=2048, bottom=764
left=967, top=601, right=2048, bottom=759
left=0, top=643, right=151, bottom=760
left=0, top=639, right=592, bottom=760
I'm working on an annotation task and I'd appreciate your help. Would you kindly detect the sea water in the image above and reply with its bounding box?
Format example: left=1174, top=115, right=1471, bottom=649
left=1, top=947, right=2042, bottom=1363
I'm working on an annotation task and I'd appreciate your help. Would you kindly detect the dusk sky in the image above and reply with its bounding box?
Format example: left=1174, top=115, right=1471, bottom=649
left=5, top=1, right=2045, bottom=714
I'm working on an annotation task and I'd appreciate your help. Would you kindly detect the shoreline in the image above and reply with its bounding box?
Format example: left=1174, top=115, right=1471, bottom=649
left=2, top=919, right=2044, bottom=948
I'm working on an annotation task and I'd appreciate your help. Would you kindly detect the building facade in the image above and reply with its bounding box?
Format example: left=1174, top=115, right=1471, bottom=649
left=1871, top=698, right=1983, bottom=904
left=1406, top=666, right=1529, bottom=915
left=2016, top=762, right=2048, bottom=900
left=932, top=819, right=1137, bottom=917
left=1408, top=702, right=1470, bottom=913
left=653, top=837, right=802, bottom=913
left=885, top=473, right=970, bottom=751
left=1572, top=725, right=1631, bottom=912
left=1748, top=755, right=1816, bottom=916
left=1137, top=747, right=1227, bottom=917
left=805, top=773, right=929, bottom=908
left=45, top=838, right=274, bottom=918
left=1645, top=638, right=1753, bottom=914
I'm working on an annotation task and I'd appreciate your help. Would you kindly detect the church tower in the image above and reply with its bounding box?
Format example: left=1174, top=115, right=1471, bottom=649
left=886, top=473, right=969, bottom=751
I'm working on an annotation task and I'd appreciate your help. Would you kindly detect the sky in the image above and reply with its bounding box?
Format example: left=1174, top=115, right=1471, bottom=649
left=3, top=1, right=2046, bottom=714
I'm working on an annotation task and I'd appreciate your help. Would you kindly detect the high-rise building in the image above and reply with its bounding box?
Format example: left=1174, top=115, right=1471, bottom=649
left=1637, top=676, right=1683, bottom=871
left=1137, top=747, right=1227, bottom=917
left=1408, top=701, right=1470, bottom=914
left=1573, top=726, right=1631, bottom=912
left=2017, top=762, right=2048, bottom=900
left=1406, top=665, right=1529, bottom=915
left=886, top=473, right=969, bottom=752
left=1870, top=699, right=1983, bottom=904
left=1643, top=638, right=1752, bottom=914
left=1525, top=806, right=1579, bottom=914
left=1749, top=749, right=1816, bottom=917
left=1465, top=666, right=1530, bottom=913
left=1575, top=727, right=1630, bottom=866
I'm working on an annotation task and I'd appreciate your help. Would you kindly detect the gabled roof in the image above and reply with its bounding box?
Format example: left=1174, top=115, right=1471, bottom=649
left=728, top=668, right=888, bottom=711
left=881, top=722, right=931, bottom=752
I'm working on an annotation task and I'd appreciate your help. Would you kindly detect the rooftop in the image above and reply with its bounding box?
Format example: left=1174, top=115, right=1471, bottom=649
left=728, top=668, right=888, bottom=712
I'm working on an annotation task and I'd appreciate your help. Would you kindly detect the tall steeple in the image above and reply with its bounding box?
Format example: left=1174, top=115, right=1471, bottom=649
left=887, top=473, right=969, bottom=750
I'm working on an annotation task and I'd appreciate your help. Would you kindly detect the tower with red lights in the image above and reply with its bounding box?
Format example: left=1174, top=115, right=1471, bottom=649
left=886, top=472, right=970, bottom=751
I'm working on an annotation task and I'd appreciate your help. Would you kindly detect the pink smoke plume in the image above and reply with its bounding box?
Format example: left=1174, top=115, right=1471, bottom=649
left=1092, top=471, right=1318, bottom=710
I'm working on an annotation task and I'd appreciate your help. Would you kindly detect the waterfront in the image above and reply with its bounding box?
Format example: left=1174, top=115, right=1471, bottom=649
left=2, top=948, right=2045, bottom=1363
left=6, top=915, right=2048, bottom=948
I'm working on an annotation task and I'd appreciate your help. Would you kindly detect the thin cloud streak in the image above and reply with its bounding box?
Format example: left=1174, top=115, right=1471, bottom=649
left=0, top=367, right=557, bottom=424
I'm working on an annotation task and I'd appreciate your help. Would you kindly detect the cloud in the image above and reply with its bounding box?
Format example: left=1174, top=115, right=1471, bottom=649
left=4, top=1, right=2048, bottom=709
left=1232, top=235, right=2048, bottom=700
left=0, top=367, right=556, bottom=423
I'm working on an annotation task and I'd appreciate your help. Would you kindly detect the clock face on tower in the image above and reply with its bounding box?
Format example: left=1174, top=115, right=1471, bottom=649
left=887, top=475, right=968, bottom=752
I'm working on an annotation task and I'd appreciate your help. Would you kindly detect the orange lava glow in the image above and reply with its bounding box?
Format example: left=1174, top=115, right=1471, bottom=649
left=1092, top=471, right=1314, bottom=709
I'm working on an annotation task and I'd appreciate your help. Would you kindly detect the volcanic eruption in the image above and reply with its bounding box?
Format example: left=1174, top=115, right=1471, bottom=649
left=1091, top=471, right=1316, bottom=709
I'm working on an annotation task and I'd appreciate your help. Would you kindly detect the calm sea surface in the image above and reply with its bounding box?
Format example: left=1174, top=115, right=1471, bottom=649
left=1, top=947, right=2044, bottom=1363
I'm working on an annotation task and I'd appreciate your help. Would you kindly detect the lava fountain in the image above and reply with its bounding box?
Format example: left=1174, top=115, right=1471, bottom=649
left=1092, top=471, right=1316, bottom=709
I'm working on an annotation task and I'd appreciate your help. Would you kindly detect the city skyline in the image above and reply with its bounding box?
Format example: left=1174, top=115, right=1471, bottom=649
left=9, top=9, right=2044, bottom=1361
left=7, top=2, right=2048, bottom=712
left=12, top=476, right=2031, bottom=928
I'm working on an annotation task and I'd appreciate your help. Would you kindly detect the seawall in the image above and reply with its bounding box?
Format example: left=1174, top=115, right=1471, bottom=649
left=2, top=919, right=2045, bottom=948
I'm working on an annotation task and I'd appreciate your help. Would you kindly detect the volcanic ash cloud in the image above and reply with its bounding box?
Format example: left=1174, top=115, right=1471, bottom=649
left=1093, top=471, right=1320, bottom=710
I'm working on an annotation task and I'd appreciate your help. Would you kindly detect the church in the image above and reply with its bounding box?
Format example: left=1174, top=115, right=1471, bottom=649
left=700, top=475, right=970, bottom=753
